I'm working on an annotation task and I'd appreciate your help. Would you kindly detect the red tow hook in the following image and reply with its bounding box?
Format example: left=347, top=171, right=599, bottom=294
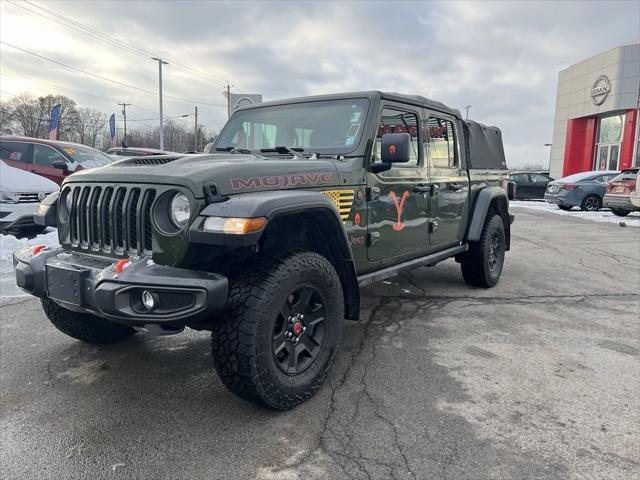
left=32, top=244, right=47, bottom=255
left=114, top=258, right=131, bottom=273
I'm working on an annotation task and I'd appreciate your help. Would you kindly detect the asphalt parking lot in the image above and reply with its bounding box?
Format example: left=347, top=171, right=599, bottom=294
left=1, top=208, right=639, bottom=480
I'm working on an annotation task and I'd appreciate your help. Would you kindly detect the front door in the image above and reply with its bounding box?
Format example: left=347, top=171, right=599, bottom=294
left=595, top=143, right=621, bottom=171
left=423, top=115, right=469, bottom=248
left=367, top=106, right=429, bottom=262
left=31, top=144, right=68, bottom=183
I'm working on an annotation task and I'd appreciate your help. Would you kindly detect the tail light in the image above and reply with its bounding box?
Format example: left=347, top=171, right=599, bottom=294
left=626, top=179, right=637, bottom=192
left=559, top=184, right=578, bottom=190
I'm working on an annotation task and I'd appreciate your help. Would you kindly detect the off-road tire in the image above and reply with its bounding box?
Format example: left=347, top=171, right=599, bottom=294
left=211, top=251, right=344, bottom=410
left=611, top=208, right=630, bottom=217
left=41, top=298, right=135, bottom=344
left=558, top=205, right=572, bottom=211
left=461, top=213, right=506, bottom=288
left=580, top=194, right=601, bottom=211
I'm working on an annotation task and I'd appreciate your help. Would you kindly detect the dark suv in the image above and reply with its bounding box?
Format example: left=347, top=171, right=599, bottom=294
left=0, top=136, right=112, bottom=184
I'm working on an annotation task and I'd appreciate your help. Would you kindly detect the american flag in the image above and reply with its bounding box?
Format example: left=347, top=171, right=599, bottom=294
left=109, top=113, right=117, bottom=147
left=48, top=104, right=61, bottom=140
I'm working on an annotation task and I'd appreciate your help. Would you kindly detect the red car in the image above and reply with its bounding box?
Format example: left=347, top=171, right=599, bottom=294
left=0, top=136, right=113, bottom=185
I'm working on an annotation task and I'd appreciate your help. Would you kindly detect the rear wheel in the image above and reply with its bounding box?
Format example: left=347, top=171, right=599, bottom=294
left=461, top=214, right=506, bottom=288
left=558, top=205, right=572, bottom=211
left=41, top=298, right=135, bottom=344
left=581, top=195, right=601, bottom=211
left=211, top=251, right=344, bottom=410
left=611, top=208, right=630, bottom=217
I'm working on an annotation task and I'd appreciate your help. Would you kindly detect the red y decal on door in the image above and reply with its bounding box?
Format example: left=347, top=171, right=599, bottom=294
left=389, top=191, right=409, bottom=231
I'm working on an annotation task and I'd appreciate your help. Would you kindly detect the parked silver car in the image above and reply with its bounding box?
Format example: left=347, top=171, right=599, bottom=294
left=544, top=170, right=618, bottom=211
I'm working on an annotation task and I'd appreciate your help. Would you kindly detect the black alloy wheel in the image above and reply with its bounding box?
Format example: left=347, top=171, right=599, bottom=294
left=272, top=285, right=326, bottom=375
left=581, top=195, right=601, bottom=211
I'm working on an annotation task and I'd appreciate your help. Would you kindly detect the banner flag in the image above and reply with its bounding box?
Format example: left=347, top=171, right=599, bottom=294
left=48, top=104, right=61, bottom=140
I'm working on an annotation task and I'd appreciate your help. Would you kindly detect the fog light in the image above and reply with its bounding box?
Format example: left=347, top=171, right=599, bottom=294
left=141, top=290, right=156, bottom=310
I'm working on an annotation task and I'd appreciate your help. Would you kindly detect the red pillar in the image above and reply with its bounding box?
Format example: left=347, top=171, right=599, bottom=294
left=563, top=117, right=598, bottom=176
left=620, top=109, right=638, bottom=170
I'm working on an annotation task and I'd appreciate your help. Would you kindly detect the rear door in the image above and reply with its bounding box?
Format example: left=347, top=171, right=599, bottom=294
left=0, top=141, right=32, bottom=172
left=366, top=105, right=429, bottom=262
left=423, top=114, right=469, bottom=248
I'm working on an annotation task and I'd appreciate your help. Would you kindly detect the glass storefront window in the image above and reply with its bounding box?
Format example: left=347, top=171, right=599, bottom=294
left=597, top=115, right=623, bottom=143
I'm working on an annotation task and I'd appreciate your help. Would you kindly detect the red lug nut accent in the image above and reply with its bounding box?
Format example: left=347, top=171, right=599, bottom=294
left=292, top=322, right=303, bottom=336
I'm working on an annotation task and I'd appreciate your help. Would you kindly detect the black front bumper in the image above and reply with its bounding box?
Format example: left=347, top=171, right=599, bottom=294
left=13, top=247, right=228, bottom=328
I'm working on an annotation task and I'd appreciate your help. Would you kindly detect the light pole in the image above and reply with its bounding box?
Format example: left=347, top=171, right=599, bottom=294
left=152, top=57, right=169, bottom=150
left=464, top=105, right=472, bottom=120
left=117, top=102, right=130, bottom=146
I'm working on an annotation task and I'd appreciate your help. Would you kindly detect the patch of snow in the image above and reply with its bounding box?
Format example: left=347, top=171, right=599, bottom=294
left=0, top=229, right=60, bottom=297
left=510, top=201, right=640, bottom=227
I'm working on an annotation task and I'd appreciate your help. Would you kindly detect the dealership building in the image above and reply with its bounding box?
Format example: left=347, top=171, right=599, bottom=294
left=549, top=41, right=640, bottom=179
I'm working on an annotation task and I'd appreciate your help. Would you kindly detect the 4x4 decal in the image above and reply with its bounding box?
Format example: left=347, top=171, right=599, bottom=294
left=389, top=190, right=409, bottom=231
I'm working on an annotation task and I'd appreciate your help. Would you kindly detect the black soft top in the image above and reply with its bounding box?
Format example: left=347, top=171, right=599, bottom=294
left=463, top=120, right=507, bottom=170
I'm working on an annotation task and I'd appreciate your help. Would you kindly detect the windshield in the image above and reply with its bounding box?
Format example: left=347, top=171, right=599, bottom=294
left=60, top=145, right=113, bottom=166
left=214, top=98, right=370, bottom=155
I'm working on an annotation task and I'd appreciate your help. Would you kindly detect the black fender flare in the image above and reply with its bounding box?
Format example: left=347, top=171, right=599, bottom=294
left=188, top=190, right=361, bottom=319
left=465, top=186, right=511, bottom=248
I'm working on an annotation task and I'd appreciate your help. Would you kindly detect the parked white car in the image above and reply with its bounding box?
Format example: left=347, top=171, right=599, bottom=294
left=0, top=161, right=58, bottom=232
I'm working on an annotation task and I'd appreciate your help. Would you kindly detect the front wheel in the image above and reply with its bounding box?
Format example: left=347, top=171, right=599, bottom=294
left=211, top=251, right=344, bottom=410
left=461, top=214, right=506, bottom=288
left=611, top=208, right=630, bottom=217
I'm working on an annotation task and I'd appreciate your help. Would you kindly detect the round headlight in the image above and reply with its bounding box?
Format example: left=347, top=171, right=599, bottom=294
left=169, top=193, right=190, bottom=228
left=65, top=190, right=73, bottom=211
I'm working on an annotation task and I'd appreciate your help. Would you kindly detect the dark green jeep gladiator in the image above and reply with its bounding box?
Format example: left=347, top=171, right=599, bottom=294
left=14, top=92, right=513, bottom=409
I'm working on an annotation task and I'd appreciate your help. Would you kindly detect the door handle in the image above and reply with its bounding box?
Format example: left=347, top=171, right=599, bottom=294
left=449, top=183, right=463, bottom=191
left=412, top=184, right=431, bottom=193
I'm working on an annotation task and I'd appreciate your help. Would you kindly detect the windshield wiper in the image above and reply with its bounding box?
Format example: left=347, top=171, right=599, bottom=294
left=215, top=147, right=252, bottom=154
left=260, top=146, right=306, bottom=160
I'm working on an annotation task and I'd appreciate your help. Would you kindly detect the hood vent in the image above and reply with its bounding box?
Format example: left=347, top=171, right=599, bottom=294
left=117, top=156, right=181, bottom=166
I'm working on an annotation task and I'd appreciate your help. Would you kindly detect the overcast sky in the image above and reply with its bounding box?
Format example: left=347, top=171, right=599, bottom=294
left=1, top=0, right=638, bottom=166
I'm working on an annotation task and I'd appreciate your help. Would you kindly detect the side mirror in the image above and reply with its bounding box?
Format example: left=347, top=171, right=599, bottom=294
left=380, top=133, right=411, bottom=163
left=52, top=160, right=69, bottom=172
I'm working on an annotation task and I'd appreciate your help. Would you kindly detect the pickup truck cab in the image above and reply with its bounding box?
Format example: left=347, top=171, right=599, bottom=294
left=14, top=92, right=513, bottom=409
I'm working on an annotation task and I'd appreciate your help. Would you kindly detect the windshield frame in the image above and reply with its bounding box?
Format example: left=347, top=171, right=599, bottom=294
left=214, top=97, right=372, bottom=157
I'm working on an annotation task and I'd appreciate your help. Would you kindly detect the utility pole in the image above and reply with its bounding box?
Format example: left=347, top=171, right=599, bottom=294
left=464, top=105, right=472, bottom=120
left=194, top=106, right=198, bottom=152
left=223, top=82, right=231, bottom=119
left=117, top=102, right=130, bottom=146
left=151, top=57, right=169, bottom=150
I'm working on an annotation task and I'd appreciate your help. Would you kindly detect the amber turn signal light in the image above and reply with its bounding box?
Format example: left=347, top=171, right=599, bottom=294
left=202, top=216, right=267, bottom=234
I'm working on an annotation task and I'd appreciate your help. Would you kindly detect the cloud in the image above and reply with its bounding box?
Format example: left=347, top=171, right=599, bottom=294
left=1, top=0, right=638, bottom=166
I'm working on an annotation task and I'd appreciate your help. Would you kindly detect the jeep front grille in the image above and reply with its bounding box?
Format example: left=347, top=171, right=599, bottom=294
left=67, top=184, right=156, bottom=255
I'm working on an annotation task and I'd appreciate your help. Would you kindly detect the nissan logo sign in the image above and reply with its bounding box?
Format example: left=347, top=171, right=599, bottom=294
left=591, top=75, right=611, bottom=106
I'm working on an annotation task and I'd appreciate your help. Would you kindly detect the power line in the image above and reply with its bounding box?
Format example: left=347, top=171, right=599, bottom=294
left=0, top=41, right=228, bottom=107
left=13, top=0, right=236, bottom=90
left=1, top=70, right=157, bottom=114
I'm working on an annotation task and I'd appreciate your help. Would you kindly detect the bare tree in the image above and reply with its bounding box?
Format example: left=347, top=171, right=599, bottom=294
left=76, top=107, right=107, bottom=147
left=5, top=93, right=43, bottom=137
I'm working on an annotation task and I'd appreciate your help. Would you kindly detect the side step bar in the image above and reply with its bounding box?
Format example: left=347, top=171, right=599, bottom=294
left=357, top=244, right=468, bottom=287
